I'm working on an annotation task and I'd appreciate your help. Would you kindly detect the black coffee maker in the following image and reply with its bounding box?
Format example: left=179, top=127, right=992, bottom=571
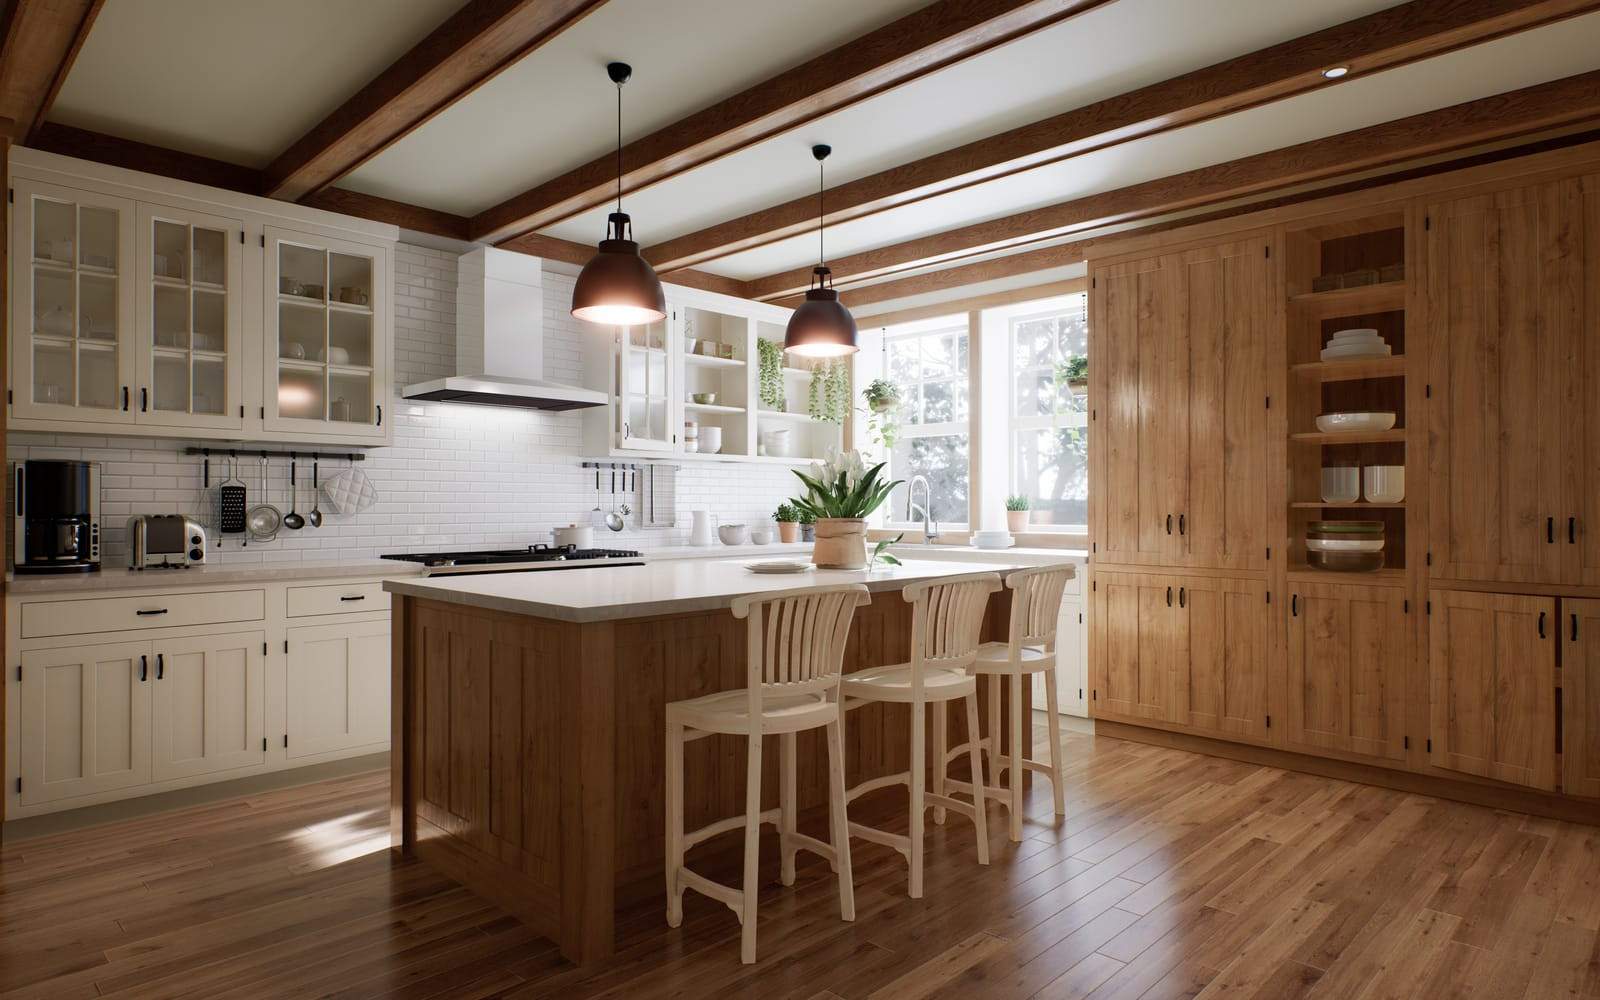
left=13, top=460, right=101, bottom=574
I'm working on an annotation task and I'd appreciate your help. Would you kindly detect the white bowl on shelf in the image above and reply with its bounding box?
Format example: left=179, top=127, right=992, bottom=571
left=1363, top=465, right=1405, bottom=503
left=1320, top=467, right=1360, bottom=504
left=1315, top=412, right=1396, bottom=433
left=1306, top=537, right=1385, bottom=553
left=718, top=523, right=749, bottom=545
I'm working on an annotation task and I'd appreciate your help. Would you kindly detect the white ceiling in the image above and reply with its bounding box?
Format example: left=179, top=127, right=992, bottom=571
left=49, top=0, right=464, bottom=167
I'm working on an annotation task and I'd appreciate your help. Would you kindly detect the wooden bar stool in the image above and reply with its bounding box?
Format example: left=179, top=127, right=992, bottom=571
left=664, top=583, right=869, bottom=964
left=841, top=571, right=1000, bottom=898
left=943, top=564, right=1074, bottom=841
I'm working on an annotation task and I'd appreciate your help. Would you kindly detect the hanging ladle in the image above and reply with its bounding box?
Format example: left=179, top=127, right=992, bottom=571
left=308, top=459, right=324, bottom=528
left=605, top=467, right=625, bottom=532
left=282, top=458, right=305, bottom=530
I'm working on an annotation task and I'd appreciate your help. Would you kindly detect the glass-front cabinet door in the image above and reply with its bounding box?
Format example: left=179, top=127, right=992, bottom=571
left=9, top=179, right=136, bottom=424
left=263, top=227, right=388, bottom=440
left=616, top=313, right=675, bottom=451
left=136, top=205, right=245, bottom=430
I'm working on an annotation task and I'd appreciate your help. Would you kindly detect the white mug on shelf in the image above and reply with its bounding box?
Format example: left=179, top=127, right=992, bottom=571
left=1320, top=466, right=1360, bottom=504
left=1363, top=465, right=1405, bottom=503
left=698, top=425, right=723, bottom=455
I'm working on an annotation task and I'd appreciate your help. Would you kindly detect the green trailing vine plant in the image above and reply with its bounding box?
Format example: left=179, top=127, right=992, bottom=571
left=862, top=377, right=902, bottom=454
left=807, top=360, right=850, bottom=424
left=757, top=338, right=786, bottom=410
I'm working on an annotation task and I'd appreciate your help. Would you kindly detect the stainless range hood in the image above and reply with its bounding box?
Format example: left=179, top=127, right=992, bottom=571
left=402, top=247, right=606, bottom=410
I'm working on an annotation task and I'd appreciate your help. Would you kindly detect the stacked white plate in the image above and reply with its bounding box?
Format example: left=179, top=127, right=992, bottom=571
left=1320, top=328, right=1390, bottom=361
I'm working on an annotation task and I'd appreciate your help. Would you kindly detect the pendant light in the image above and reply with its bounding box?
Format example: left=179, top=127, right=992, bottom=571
left=784, top=144, right=858, bottom=357
left=571, top=61, right=666, bottom=326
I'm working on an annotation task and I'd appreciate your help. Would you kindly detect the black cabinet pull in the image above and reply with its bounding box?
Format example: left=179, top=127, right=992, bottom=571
left=376, top=404, right=382, bottom=427
left=1573, top=613, right=1580, bottom=642
left=1179, top=586, right=1186, bottom=608
left=135, top=608, right=169, bottom=616
left=1166, top=514, right=1173, bottom=535
left=140, top=387, right=148, bottom=412
left=121, top=386, right=130, bottom=411
left=139, top=655, right=148, bottom=682
left=339, top=595, right=365, bottom=602
left=156, top=653, right=164, bottom=680
left=1547, top=517, right=1554, bottom=544
left=1166, top=586, right=1173, bottom=607
left=1291, top=594, right=1299, bottom=616
left=1178, top=514, right=1186, bottom=536
left=1538, top=611, right=1546, bottom=639
left=1570, top=517, right=1577, bottom=544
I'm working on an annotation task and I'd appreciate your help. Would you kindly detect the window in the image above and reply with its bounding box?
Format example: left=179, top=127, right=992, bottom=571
left=1006, top=293, right=1088, bottom=531
left=874, top=317, right=970, bottom=528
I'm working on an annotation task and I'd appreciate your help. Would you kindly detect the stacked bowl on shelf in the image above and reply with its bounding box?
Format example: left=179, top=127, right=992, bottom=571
left=1321, top=327, right=1390, bottom=361
left=1306, top=520, right=1385, bottom=572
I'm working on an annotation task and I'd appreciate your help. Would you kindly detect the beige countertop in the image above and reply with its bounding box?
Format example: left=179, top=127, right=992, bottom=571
left=6, top=559, right=421, bottom=596
left=384, top=556, right=1048, bottom=623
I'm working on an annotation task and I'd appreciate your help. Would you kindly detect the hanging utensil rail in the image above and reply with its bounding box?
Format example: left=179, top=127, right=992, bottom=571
left=190, top=448, right=365, bottom=487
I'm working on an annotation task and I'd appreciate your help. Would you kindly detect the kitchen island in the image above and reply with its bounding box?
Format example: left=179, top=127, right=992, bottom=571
left=384, top=557, right=1041, bottom=964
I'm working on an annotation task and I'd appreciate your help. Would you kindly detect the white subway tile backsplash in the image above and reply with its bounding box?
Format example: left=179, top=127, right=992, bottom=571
left=8, top=244, right=804, bottom=566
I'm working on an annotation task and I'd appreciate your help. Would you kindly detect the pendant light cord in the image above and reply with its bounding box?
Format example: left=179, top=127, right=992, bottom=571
left=615, top=81, right=623, bottom=215
left=817, top=158, right=825, bottom=266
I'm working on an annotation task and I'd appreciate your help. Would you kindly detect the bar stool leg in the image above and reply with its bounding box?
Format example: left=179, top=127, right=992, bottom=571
left=1043, top=668, right=1066, bottom=816
left=931, top=702, right=947, bottom=825
left=964, top=691, right=990, bottom=865
left=826, top=715, right=855, bottom=921
left=741, top=732, right=763, bottom=964
left=665, top=720, right=685, bottom=928
left=1009, top=673, right=1025, bottom=842
left=780, top=732, right=798, bottom=886
left=909, top=702, right=926, bottom=899
left=987, top=674, right=1002, bottom=787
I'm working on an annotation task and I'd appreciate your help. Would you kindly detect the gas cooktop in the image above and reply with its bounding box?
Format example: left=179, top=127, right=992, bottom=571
left=381, top=543, right=643, bottom=575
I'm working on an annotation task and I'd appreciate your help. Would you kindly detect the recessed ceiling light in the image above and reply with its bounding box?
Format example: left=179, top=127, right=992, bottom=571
left=1322, top=66, right=1350, bottom=79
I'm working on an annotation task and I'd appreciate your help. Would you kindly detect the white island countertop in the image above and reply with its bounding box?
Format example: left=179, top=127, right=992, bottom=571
left=383, top=556, right=1072, bottom=623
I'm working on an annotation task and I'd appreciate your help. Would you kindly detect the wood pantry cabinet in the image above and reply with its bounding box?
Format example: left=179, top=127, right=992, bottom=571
left=1285, top=583, right=1408, bottom=763
left=1563, top=599, right=1600, bottom=798
left=1090, top=571, right=1269, bottom=739
left=1091, top=234, right=1272, bottom=572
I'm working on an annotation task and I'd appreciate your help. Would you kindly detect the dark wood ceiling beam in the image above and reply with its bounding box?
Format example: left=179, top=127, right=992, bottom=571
left=262, top=0, right=608, bottom=201
left=745, top=69, right=1600, bottom=299
left=468, top=0, right=1118, bottom=244
left=648, top=0, right=1600, bottom=272
left=0, top=0, right=103, bottom=142
left=495, top=231, right=749, bottom=298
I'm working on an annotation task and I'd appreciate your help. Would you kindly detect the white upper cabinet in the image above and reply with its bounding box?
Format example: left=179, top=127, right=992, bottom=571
left=8, top=148, right=396, bottom=446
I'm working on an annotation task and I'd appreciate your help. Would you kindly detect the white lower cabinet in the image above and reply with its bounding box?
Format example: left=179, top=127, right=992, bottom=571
left=1035, top=597, right=1089, bottom=718
left=150, top=631, right=267, bottom=781
left=18, top=640, right=152, bottom=805
left=286, top=620, right=389, bottom=758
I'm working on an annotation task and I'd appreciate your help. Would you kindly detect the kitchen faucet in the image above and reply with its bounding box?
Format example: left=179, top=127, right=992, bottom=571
left=905, top=475, right=940, bottom=545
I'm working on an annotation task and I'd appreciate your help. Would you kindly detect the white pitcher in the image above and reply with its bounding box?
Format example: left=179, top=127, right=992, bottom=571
left=689, top=510, right=717, bottom=546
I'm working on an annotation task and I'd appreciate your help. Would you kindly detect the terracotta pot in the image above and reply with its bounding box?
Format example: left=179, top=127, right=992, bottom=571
left=1006, top=510, right=1031, bottom=533
left=777, top=521, right=799, bottom=543
left=812, top=517, right=867, bottom=569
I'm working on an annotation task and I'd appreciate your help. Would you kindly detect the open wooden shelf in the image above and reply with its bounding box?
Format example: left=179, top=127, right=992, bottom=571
left=1290, top=501, right=1406, bottom=509
left=1288, top=565, right=1407, bottom=584
left=1289, top=280, right=1406, bottom=317
left=1291, top=429, right=1406, bottom=445
left=1291, top=356, right=1407, bottom=382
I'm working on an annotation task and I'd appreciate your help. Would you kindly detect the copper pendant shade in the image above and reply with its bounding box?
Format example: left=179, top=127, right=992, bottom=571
left=785, top=145, right=858, bottom=357
left=572, top=62, right=666, bottom=327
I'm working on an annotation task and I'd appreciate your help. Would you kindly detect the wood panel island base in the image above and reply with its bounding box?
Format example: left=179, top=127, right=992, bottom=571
left=384, top=558, right=1030, bottom=965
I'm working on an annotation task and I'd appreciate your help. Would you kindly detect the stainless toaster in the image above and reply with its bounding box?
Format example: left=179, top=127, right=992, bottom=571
left=127, top=515, right=207, bottom=569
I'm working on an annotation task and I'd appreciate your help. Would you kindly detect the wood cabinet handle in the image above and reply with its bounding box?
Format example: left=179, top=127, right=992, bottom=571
left=1178, top=514, right=1186, bottom=536
left=1291, top=594, right=1298, bottom=617
left=1570, top=517, right=1577, bottom=545
left=1166, top=586, right=1172, bottom=607
left=1166, top=514, right=1173, bottom=535
left=1547, top=517, right=1554, bottom=544
left=1573, top=613, right=1580, bottom=642
left=1538, top=611, right=1546, bottom=639
left=1178, top=586, right=1186, bottom=608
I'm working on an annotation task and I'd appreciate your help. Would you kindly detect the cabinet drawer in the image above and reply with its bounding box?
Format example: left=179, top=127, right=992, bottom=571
left=21, top=590, right=265, bottom=638
left=286, top=581, right=390, bottom=617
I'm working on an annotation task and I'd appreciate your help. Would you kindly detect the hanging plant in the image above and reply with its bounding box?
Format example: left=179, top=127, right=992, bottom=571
left=863, top=377, right=902, bottom=454
left=863, top=377, right=901, bottom=413
left=757, top=338, right=786, bottom=410
left=807, top=360, right=850, bottom=424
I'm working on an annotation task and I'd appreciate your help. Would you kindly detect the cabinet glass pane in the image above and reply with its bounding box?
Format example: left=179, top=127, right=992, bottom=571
left=192, top=227, right=225, bottom=287
left=279, top=244, right=326, bottom=301
left=328, top=253, right=372, bottom=306
left=33, top=342, right=73, bottom=405
left=328, top=373, right=372, bottom=424
left=193, top=359, right=225, bottom=415
left=152, top=355, right=189, bottom=412
left=279, top=302, right=324, bottom=361
left=33, top=200, right=75, bottom=263
left=33, top=269, right=73, bottom=336
left=80, top=346, right=119, bottom=409
left=192, top=289, right=224, bottom=352
left=79, top=274, right=117, bottom=341
left=328, top=310, right=371, bottom=366
left=153, top=285, right=189, bottom=349
left=278, top=367, right=324, bottom=420
left=79, top=207, right=118, bottom=272
left=152, top=220, right=188, bottom=281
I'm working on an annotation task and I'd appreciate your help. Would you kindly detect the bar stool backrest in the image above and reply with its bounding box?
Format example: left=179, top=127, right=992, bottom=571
left=732, top=584, right=871, bottom=700
left=903, top=572, right=1003, bottom=677
left=1004, top=564, right=1076, bottom=650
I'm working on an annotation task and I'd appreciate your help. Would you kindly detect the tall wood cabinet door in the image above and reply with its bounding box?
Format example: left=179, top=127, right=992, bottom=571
left=1428, top=590, right=1557, bottom=791
left=1177, top=237, right=1272, bottom=571
left=1285, top=583, right=1408, bottom=762
left=287, top=620, right=391, bottom=758
left=1172, top=575, right=1268, bottom=739
left=1571, top=176, right=1600, bottom=584
left=1427, top=184, right=1577, bottom=584
left=1093, top=256, right=1186, bottom=565
left=151, top=631, right=267, bottom=781
left=1563, top=598, right=1600, bottom=797
left=18, top=640, right=151, bottom=805
left=1091, top=572, right=1175, bottom=721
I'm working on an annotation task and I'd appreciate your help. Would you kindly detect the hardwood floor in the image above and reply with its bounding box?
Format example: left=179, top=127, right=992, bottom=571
left=2, top=727, right=1596, bottom=999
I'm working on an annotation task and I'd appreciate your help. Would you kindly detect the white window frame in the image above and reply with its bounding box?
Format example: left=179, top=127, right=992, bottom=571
left=995, top=293, right=1090, bottom=534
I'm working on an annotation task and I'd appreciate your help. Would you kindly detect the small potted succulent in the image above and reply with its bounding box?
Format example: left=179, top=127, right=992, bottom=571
left=791, top=450, right=902, bottom=569
left=1005, top=494, right=1031, bottom=533
left=774, top=502, right=801, bottom=543
left=797, top=508, right=816, bottom=541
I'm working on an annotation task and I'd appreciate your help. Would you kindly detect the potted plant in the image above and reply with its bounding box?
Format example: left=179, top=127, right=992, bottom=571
left=863, top=377, right=901, bottom=413
left=774, top=502, right=801, bottom=543
left=1005, top=494, right=1031, bottom=533
left=1056, top=356, right=1088, bottom=397
left=863, top=378, right=902, bottom=455
left=791, top=450, right=902, bottom=569
left=797, top=508, right=816, bottom=541
left=757, top=338, right=786, bottom=411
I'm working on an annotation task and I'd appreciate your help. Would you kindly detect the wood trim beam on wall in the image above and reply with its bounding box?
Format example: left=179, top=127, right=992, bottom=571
left=645, top=0, right=1600, bottom=273
left=856, top=277, right=1086, bottom=329
left=467, top=0, right=1118, bottom=244
left=0, top=0, right=103, bottom=142
left=262, top=0, right=609, bottom=201
left=744, top=68, right=1600, bottom=299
